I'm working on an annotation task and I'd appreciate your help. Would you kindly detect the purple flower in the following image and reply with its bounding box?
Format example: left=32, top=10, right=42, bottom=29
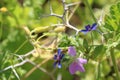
left=68, top=46, right=76, bottom=56
left=54, top=49, right=64, bottom=68
left=69, top=58, right=87, bottom=74
left=80, top=23, right=97, bottom=34
left=68, top=46, right=87, bottom=74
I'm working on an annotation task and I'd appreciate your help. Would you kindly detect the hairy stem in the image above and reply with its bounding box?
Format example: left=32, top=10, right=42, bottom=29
left=0, top=13, right=3, bottom=41
left=110, top=48, right=120, bottom=80
left=13, top=40, right=28, bottom=54
left=84, top=0, right=97, bottom=23
left=96, top=62, right=101, bottom=80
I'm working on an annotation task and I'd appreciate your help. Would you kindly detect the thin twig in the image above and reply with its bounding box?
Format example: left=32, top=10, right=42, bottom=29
left=24, top=57, right=52, bottom=78
left=21, top=50, right=35, bottom=58
left=27, top=59, right=55, bottom=80
left=48, top=0, right=63, bottom=18
left=62, top=0, right=80, bottom=33
left=68, top=2, right=80, bottom=20
left=67, top=1, right=81, bottom=7
left=13, top=40, right=28, bottom=54
left=47, top=0, right=80, bottom=33
left=0, top=60, right=28, bottom=73
left=50, top=13, right=63, bottom=18
left=62, top=0, right=68, bottom=18
left=11, top=67, right=20, bottom=80
left=16, top=50, right=35, bottom=61
left=14, top=54, right=24, bottom=61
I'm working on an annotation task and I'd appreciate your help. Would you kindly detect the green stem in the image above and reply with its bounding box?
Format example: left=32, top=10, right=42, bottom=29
left=96, top=62, right=101, bottom=80
left=14, top=40, right=28, bottom=54
left=110, top=48, right=120, bottom=80
left=84, top=0, right=97, bottom=23
left=85, top=0, right=103, bottom=32
left=0, top=13, right=3, bottom=40
left=91, top=32, right=94, bottom=45
left=9, top=12, right=20, bottom=27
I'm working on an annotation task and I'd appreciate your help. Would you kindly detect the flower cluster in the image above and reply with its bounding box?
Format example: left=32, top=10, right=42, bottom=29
left=53, top=23, right=98, bottom=74
left=53, top=46, right=87, bottom=75
left=53, top=49, right=64, bottom=68
left=68, top=46, right=87, bottom=74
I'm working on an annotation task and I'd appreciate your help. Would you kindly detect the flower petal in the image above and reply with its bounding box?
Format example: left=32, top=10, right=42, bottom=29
left=58, top=61, right=62, bottom=68
left=68, top=46, right=76, bottom=56
left=77, top=63, right=85, bottom=72
left=80, top=30, right=89, bottom=34
left=77, top=58, right=87, bottom=64
left=85, top=25, right=91, bottom=30
left=69, top=62, right=78, bottom=74
left=60, top=53, right=64, bottom=59
left=57, top=49, right=61, bottom=55
left=54, top=55, right=57, bottom=60
left=91, top=23, right=97, bottom=30
left=53, top=61, right=58, bottom=68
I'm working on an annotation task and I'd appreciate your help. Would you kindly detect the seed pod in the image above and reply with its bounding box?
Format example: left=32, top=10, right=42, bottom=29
left=30, top=26, right=50, bottom=39
left=32, top=26, right=51, bottom=33
left=54, top=26, right=66, bottom=32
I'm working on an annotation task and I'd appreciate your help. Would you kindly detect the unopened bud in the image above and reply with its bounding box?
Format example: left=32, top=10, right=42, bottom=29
left=0, top=7, right=8, bottom=12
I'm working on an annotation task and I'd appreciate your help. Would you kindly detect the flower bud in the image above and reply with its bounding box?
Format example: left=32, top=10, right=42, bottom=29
left=0, top=7, right=8, bottom=12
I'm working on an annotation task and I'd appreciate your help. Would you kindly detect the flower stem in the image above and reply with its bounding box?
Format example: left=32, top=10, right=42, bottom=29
left=84, top=0, right=97, bottom=23
left=84, top=0, right=103, bottom=32
left=91, top=32, right=94, bottom=45
left=0, top=13, right=3, bottom=41
left=96, top=62, right=101, bottom=80
left=110, top=48, right=120, bottom=80
left=14, top=40, right=28, bottom=54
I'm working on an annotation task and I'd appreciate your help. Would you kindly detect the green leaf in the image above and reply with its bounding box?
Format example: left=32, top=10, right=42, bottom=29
left=115, top=32, right=120, bottom=42
left=83, top=39, right=89, bottom=52
left=104, top=15, right=117, bottom=31
left=92, top=45, right=106, bottom=60
left=110, top=3, right=120, bottom=21
left=58, top=34, right=70, bottom=47
left=104, top=2, right=120, bottom=31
